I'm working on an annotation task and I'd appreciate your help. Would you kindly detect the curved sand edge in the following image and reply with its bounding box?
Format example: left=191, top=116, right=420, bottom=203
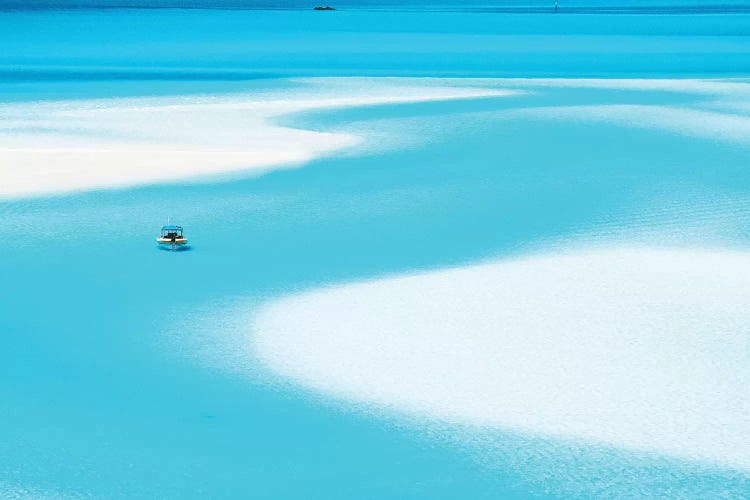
left=0, top=78, right=516, bottom=199
left=252, top=247, right=750, bottom=471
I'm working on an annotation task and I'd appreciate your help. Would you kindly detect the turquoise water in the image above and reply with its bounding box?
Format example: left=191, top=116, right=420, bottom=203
left=7, top=0, right=750, bottom=12
left=2, top=7, right=750, bottom=498
left=4, top=8, right=750, bottom=78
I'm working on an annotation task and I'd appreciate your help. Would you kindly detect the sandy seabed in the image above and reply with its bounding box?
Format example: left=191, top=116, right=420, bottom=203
left=253, top=248, right=750, bottom=471
left=5, top=76, right=750, bottom=198
left=0, top=78, right=514, bottom=199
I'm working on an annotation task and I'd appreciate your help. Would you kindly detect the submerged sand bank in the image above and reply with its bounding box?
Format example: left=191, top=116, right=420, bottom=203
left=4, top=76, right=750, bottom=199
left=0, top=78, right=515, bottom=199
left=252, top=248, right=750, bottom=471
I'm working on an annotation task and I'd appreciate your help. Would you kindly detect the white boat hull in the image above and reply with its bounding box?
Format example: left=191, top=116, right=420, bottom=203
left=156, top=237, right=188, bottom=245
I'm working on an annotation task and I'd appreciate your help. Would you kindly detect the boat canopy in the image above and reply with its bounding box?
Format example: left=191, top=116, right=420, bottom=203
left=161, top=225, right=183, bottom=235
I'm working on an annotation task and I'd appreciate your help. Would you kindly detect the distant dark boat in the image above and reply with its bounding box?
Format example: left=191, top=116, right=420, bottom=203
left=313, top=6, right=336, bottom=10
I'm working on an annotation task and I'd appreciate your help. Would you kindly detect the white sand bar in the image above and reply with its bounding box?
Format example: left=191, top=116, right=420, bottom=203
left=5, top=77, right=750, bottom=199
left=0, top=78, right=515, bottom=198
left=253, top=248, right=750, bottom=470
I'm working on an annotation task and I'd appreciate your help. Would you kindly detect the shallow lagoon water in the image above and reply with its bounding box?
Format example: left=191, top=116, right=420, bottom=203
left=2, top=6, right=750, bottom=499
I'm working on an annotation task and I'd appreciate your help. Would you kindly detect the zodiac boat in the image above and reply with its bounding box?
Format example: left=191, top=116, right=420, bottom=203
left=157, top=225, right=188, bottom=249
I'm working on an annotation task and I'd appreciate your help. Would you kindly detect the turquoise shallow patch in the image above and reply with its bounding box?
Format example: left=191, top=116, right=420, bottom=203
left=1, top=7, right=750, bottom=498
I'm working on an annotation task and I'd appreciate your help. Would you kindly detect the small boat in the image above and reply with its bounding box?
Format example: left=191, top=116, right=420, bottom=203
left=157, top=225, right=188, bottom=250
left=313, top=5, right=335, bottom=10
